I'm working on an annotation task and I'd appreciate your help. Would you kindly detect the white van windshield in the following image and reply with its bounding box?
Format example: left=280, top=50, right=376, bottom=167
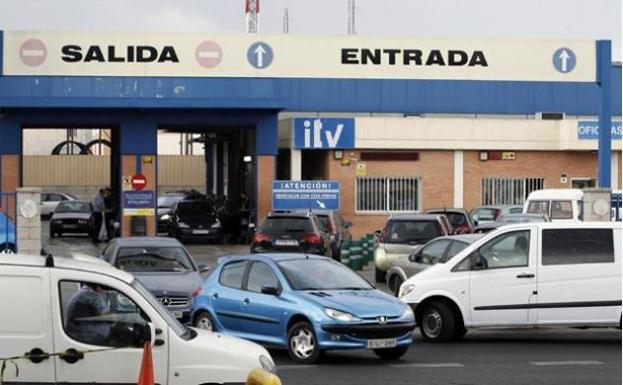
left=527, top=201, right=549, bottom=215
left=131, top=279, right=194, bottom=340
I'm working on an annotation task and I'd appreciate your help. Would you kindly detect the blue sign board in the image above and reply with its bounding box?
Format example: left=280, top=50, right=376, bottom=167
left=577, top=121, right=622, bottom=140
left=552, top=47, right=576, bottom=73
left=123, top=190, right=155, bottom=216
left=247, top=42, right=274, bottom=69
left=294, top=118, right=355, bottom=149
left=272, top=180, right=340, bottom=210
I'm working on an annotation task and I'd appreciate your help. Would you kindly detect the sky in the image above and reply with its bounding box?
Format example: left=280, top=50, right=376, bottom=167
left=0, top=0, right=621, bottom=60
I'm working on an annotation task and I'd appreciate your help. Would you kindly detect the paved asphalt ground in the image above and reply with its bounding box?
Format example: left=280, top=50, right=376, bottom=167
left=42, top=224, right=622, bottom=385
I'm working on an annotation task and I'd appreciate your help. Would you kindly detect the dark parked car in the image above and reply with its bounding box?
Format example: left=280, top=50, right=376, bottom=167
left=251, top=212, right=331, bottom=256
left=473, top=213, right=550, bottom=233
left=374, top=214, right=451, bottom=282
left=157, top=192, right=188, bottom=233
left=100, top=237, right=209, bottom=323
left=167, top=200, right=222, bottom=242
left=49, top=201, right=94, bottom=238
left=385, top=234, right=484, bottom=296
left=291, top=210, right=352, bottom=259
left=426, top=208, right=477, bottom=234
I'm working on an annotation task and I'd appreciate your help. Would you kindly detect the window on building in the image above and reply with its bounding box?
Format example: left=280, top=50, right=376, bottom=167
left=571, top=178, right=597, bottom=189
left=542, top=229, right=614, bottom=265
left=356, top=177, right=420, bottom=212
left=481, top=177, right=545, bottom=206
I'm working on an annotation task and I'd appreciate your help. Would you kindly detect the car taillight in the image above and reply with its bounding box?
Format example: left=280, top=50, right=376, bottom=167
left=252, top=232, right=272, bottom=243
left=191, top=287, right=202, bottom=297
left=379, top=224, right=390, bottom=243
left=302, top=233, right=321, bottom=244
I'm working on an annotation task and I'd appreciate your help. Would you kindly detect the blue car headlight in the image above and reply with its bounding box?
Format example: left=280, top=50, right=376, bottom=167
left=324, top=307, right=361, bottom=322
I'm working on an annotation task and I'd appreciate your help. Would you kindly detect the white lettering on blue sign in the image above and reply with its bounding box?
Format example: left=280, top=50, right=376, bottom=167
left=577, top=121, right=622, bottom=140
left=294, top=118, right=355, bottom=149
left=272, top=180, right=340, bottom=210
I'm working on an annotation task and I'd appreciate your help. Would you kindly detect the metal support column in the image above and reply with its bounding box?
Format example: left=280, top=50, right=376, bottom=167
left=597, top=40, right=612, bottom=188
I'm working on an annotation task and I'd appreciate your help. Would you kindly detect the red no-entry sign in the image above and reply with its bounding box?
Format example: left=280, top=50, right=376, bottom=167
left=131, top=174, right=147, bottom=191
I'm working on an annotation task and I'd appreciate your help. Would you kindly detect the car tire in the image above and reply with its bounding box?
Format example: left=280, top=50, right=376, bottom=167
left=194, top=312, right=217, bottom=332
left=453, top=326, right=467, bottom=340
left=0, top=243, right=16, bottom=254
left=375, top=266, right=386, bottom=283
left=287, top=321, right=322, bottom=364
left=373, top=345, right=410, bottom=360
left=389, top=275, right=403, bottom=297
left=419, top=301, right=456, bottom=342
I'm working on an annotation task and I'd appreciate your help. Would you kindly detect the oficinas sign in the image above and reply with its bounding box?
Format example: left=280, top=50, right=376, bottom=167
left=61, top=45, right=180, bottom=63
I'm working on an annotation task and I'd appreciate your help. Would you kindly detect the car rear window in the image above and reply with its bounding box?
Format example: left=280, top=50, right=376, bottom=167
left=261, top=217, right=313, bottom=232
left=471, top=208, right=498, bottom=221
left=382, top=220, right=442, bottom=244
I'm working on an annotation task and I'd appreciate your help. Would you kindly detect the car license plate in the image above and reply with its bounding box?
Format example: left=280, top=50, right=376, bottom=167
left=172, top=311, right=184, bottom=319
left=275, top=239, right=299, bottom=246
left=63, top=224, right=78, bottom=229
left=367, top=338, right=397, bottom=349
left=193, top=229, right=212, bottom=235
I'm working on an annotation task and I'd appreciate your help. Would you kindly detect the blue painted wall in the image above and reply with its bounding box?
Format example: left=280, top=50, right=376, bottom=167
left=0, top=71, right=620, bottom=115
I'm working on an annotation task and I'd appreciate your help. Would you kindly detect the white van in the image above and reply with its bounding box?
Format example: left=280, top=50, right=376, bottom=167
left=399, top=222, right=621, bottom=342
left=0, top=254, right=280, bottom=385
left=523, top=189, right=584, bottom=222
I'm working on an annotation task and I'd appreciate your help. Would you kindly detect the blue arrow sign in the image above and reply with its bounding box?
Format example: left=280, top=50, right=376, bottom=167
left=247, top=42, right=274, bottom=69
left=272, top=180, right=340, bottom=210
left=553, top=47, right=576, bottom=73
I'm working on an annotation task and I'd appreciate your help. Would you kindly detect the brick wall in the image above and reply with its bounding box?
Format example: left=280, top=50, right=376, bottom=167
left=326, top=150, right=454, bottom=238
left=463, top=150, right=610, bottom=210
left=257, top=156, right=275, bottom=222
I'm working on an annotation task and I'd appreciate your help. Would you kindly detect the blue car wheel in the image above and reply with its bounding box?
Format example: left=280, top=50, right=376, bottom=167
left=194, top=311, right=217, bottom=332
left=287, top=321, right=322, bottom=364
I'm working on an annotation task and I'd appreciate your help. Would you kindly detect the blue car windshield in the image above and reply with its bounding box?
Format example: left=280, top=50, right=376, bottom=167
left=278, top=259, right=373, bottom=291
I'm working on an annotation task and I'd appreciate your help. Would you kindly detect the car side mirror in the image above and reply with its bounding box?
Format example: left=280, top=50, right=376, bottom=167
left=473, top=220, right=479, bottom=227
left=109, top=322, right=151, bottom=348
left=408, top=252, right=423, bottom=263
left=261, top=285, right=280, bottom=296
left=198, top=264, right=210, bottom=273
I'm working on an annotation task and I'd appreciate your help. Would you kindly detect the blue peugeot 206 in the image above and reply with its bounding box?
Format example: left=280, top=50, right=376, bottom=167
left=191, top=254, right=415, bottom=364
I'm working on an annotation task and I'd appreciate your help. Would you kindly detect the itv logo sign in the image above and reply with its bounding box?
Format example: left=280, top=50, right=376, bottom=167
left=294, top=118, right=355, bottom=149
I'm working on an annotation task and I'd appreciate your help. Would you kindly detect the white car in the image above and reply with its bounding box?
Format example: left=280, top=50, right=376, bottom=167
left=41, top=192, right=77, bottom=218
left=399, top=222, right=621, bottom=342
left=0, top=254, right=279, bottom=385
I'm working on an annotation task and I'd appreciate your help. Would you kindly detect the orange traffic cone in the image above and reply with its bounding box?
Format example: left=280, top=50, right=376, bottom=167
left=137, top=342, right=154, bottom=385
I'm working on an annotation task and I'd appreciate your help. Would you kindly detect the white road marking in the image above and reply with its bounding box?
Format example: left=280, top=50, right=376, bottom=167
left=279, top=365, right=318, bottom=370
left=530, top=361, right=603, bottom=366
left=390, top=363, right=465, bottom=368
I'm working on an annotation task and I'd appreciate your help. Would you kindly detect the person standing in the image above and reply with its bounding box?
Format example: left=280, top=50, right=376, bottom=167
left=91, top=189, right=105, bottom=243
left=104, top=187, right=117, bottom=242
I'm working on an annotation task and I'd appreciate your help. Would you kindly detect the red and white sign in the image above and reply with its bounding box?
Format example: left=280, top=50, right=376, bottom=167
left=19, top=38, right=47, bottom=67
left=195, top=41, right=222, bottom=68
left=131, top=174, right=147, bottom=191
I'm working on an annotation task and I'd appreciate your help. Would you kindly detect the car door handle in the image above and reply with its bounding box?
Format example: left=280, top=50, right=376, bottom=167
left=212, top=292, right=219, bottom=299
left=59, top=348, right=84, bottom=364
left=243, top=298, right=250, bottom=305
left=516, top=273, right=535, bottom=279
left=25, top=348, right=50, bottom=363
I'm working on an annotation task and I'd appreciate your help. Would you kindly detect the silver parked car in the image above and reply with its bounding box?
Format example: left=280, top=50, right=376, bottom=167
left=470, top=205, right=523, bottom=224
left=40, top=192, right=77, bottom=219
left=385, top=234, right=484, bottom=296
left=100, top=237, right=209, bottom=323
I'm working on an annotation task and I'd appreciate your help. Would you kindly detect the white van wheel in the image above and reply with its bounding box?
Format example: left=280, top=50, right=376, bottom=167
left=420, top=301, right=456, bottom=342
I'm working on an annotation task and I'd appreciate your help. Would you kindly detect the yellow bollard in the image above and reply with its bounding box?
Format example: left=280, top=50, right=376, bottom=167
left=246, top=368, right=282, bottom=385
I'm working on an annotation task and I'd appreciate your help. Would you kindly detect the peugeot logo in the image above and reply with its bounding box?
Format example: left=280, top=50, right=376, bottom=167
left=377, top=316, right=388, bottom=325
left=160, top=297, right=171, bottom=306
